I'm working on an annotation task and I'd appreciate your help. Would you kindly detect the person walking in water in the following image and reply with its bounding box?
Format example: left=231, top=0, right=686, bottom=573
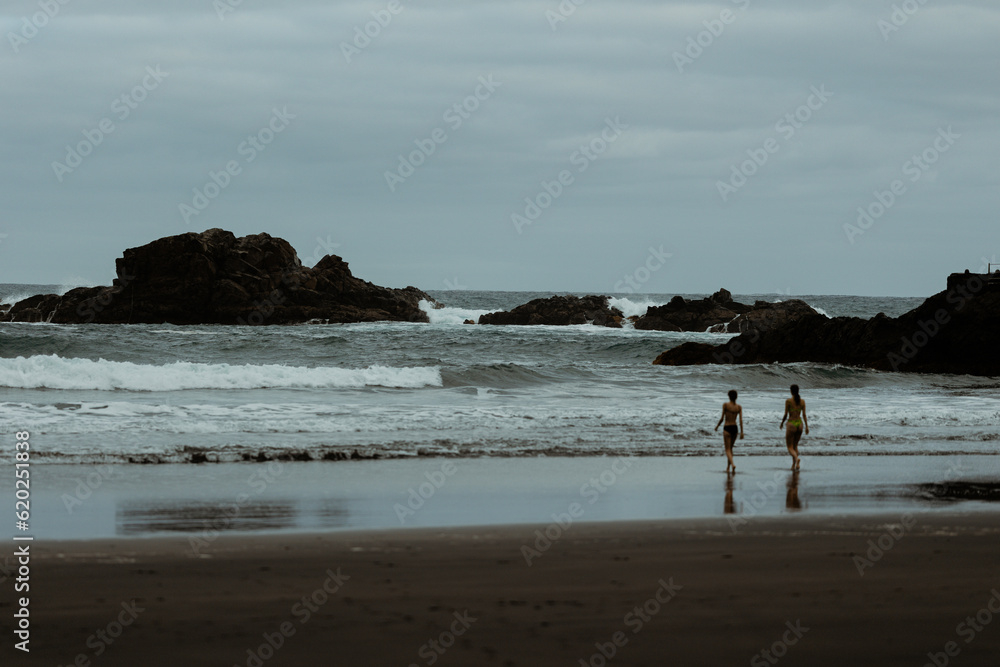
left=779, top=384, right=808, bottom=470
left=714, top=389, right=743, bottom=473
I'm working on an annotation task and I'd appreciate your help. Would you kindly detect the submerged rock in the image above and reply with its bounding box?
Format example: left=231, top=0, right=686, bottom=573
left=1, top=228, right=436, bottom=325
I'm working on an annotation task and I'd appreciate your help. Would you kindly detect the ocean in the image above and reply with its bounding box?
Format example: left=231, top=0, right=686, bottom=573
left=2, top=285, right=997, bottom=466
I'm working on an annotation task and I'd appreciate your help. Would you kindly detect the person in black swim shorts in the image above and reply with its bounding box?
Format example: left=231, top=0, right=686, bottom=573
left=714, top=389, right=743, bottom=473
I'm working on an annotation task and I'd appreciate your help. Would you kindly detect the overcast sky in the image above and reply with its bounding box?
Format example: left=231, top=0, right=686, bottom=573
left=1, top=0, right=997, bottom=297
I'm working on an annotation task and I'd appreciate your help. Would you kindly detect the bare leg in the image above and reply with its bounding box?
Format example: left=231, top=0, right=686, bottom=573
left=785, top=429, right=799, bottom=470
left=724, top=432, right=735, bottom=472
left=791, top=429, right=804, bottom=470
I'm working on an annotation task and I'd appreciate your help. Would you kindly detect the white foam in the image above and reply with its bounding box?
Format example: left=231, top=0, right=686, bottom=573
left=419, top=300, right=495, bottom=325
left=813, top=306, right=830, bottom=317
left=0, top=355, right=442, bottom=391
left=148, top=330, right=224, bottom=335
left=0, top=292, right=34, bottom=305
left=56, top=279, right=91, bottom=295
left=607, top=296, right=660, bottom=319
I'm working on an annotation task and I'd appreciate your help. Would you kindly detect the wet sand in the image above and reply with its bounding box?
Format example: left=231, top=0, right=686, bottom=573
left=21, top=513, right=1000, bottom=666
left=15, top=455, right=1000, bottom=539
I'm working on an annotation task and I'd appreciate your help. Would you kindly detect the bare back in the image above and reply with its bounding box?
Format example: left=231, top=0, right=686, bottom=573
left=723, top=401, right=741, bottom=425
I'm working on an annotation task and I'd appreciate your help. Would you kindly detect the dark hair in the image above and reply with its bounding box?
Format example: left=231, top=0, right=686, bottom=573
left=790, top=384, right=801, bottom=406
left=728, top=389, right=737, bottom=401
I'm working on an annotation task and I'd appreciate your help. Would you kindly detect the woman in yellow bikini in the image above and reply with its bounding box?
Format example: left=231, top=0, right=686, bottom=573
left=779, top=384, right=808, bottom=470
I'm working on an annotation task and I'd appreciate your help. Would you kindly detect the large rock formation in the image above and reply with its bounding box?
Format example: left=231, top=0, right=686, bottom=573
left=478, top=295, right=623, bottom=327
left=1, top=229, right=435, bottom=325
left=633, top=289, right=819, bottom=333
left=718, top=299, right=820, bottom=334
left=654, top=273, right=1000, bottom=376
left=633, top=289, right=749, bottom=332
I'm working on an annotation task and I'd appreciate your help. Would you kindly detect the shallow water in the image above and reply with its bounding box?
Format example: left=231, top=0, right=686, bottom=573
left=8, top=456, right=999, bottom=540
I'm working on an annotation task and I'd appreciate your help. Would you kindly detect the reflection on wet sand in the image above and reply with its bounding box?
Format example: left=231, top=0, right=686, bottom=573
left=786, top=471, right=802, bottom=511
left=116, top=498, right=350, bottom=536
left=723, top=470, right=806, bottom=516
left=724, top=473, right=735, bottom=514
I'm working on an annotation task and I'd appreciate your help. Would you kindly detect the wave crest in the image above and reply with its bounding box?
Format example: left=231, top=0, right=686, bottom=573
left=0, top=355, right=442, bottom=391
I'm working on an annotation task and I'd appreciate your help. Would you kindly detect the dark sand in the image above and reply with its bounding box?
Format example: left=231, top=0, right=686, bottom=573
left=16, top=513, right=1000, bottom=666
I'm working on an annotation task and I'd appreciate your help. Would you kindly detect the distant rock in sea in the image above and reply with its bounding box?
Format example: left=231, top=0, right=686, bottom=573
left=476, top=289, right=821, bottom=333
left=654, top=272, right=1000, bottom=376
left=0, top=228, right=436, bottom=325
left=478, top=294, right=623, bottom=327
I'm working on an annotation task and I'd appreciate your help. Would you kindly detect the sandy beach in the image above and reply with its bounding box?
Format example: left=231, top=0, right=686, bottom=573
left=10, top=511, right=997, bottom=666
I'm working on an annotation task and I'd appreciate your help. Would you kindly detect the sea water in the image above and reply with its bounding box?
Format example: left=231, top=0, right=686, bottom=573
left=2, top=286, right=997, bottom=466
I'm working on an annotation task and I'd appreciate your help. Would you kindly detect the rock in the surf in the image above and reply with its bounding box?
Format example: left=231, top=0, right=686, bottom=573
left=720, top=299, right=819, bottom=334
left=654, top=272, right=1000, bottom=376
left=478, top=295, right=623, bottom=327
left=0, top=228, right=436, bottom=325
left=633, top=290, right=752, bottom=332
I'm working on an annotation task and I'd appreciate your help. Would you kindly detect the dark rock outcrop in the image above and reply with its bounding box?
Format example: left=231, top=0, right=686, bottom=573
left=718, top=299, right=819, bottom=334
left=654, top=274, right=1000, bottom=376
left=478, top=295, right=623, bottom=327
left=476, top=288, right=820, bottom=333
left=1, top=229, right=436, bottom=325
left=634, top=289, right=753, bottom=332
